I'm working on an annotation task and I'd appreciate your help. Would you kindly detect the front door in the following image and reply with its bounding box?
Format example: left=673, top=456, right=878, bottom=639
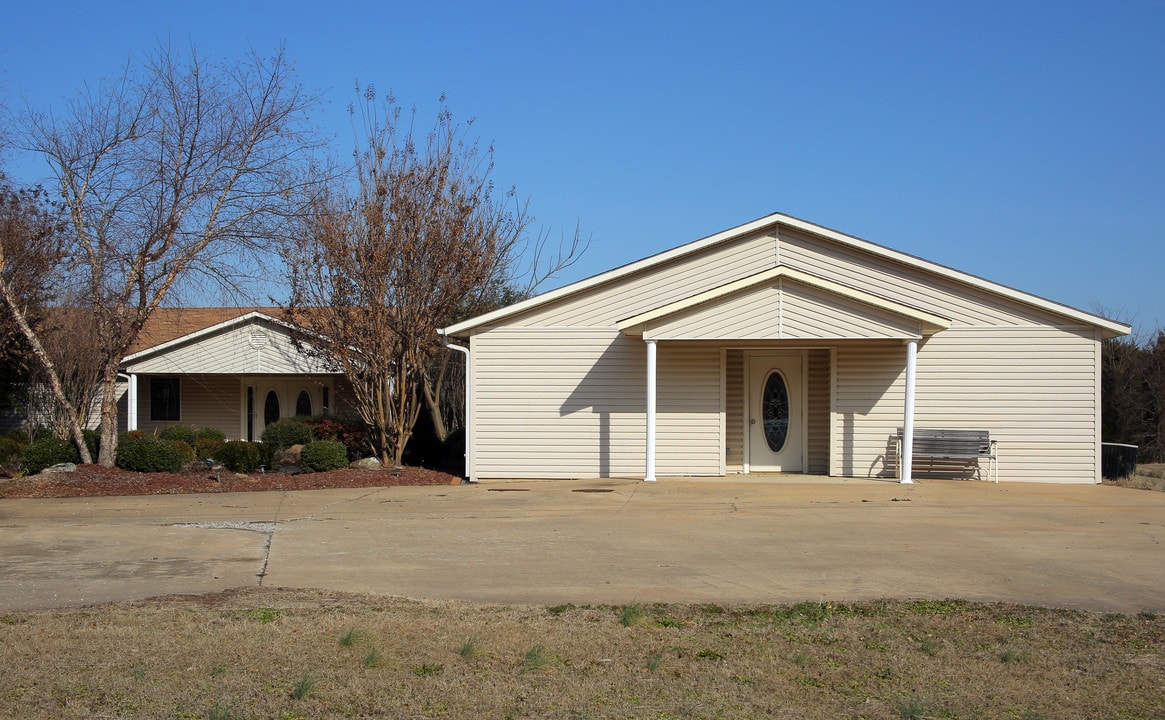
left=747, top=354, right=804, bottom=472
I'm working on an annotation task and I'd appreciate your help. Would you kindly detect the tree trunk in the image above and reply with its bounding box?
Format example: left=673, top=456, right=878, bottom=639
left=96, top=368, right=122, bottom=467
left=0, top=281, right=92, bottom=464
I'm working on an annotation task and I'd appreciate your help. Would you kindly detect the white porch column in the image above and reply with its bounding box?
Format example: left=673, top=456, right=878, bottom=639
left=901, top=339, right=917, bottom=484
left=645, top=339, right=657, bottom=482
left=127, top=373, right=139, bottom=432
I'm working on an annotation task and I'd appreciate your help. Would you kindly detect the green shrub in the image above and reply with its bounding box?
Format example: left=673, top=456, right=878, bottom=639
left=0, top=437, right=28, bottom=466
left=216, top=440, right=264, bottom=473
left=195, top=437, right=226, bottom=461
left=115, top=432, right=184, bottom=473
left=194, top=427, right=227, bottom=443
left=300, top=440, right=349, bottom=472
left=82, top=429, right=100, bottom=461
left=169, top=439, right=196, bottom=463
left=20, top=436, right=81, bottom=475
left=159, top=425, right=197, bottom=446
left=260, top=418, right=313, bottom=451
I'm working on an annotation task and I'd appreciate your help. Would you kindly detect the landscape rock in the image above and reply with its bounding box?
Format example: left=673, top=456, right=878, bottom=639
left=40, top=463, right=77, bottom=474
left=350, top=457, right=382, bottom=470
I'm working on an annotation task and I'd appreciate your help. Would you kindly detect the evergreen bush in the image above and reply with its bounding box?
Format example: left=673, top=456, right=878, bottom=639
left=159, top=425, right=197, bottom=446
left=115, top=432, right=184, bottom=473
left=0, top=437, right=28, bottom=467
left=194, top=427, right=227, bottom=442
left=260, top=418, right=313, bottom=450
left=299, top=440, right=349, bottom=472
left=195, top=437, right=226, bottom=461
left=21, top=436, right=81, bottom=475
left=82, top=429, right=100, bottom=461
left=216, top=440, right=264, bottom=473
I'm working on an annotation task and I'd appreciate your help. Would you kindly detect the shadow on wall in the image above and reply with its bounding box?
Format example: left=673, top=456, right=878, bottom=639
left=559, top=335, right=646, bottom=478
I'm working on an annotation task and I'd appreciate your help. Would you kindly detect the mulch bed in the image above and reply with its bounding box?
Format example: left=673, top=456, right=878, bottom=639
left=0, top=463, right=460, bottom=499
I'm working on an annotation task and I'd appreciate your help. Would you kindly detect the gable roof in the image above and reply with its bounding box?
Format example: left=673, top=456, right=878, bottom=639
left=616, top=266, right=951, bottom=339
left=442, top=212, right=1131, bottom=339
left=129, top=307, right=283, bottom=354
left=124, top=309, right=292, bottom=363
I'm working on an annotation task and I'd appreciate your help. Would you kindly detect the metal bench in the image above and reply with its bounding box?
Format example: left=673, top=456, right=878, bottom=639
left=896, top=429, right=998, bottom=482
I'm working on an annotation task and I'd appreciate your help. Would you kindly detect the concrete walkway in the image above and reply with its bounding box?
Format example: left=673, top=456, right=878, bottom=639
left=1, top=478, right=1162, bottom=613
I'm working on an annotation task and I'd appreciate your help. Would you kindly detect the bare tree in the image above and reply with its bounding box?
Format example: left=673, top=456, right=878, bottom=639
left=0, top=172, right=97, bottom=459
left=283, top=90, right=582, bottom=465
left=20, top=44, right=321, bottom=466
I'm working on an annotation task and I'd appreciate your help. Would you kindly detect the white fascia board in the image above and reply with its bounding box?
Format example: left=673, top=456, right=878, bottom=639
left=122, top=311, right=295, bottom=365
left=443, top=211, right=1130, bottom=339
left=441, top=214, right=783, bottom=337
left=616, top=267, right=950, bottom=334
left=773, top=215, right=1131, bottom=338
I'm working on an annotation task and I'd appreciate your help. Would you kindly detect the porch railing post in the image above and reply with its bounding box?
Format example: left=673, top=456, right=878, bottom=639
left=901, top=339, right=917, bottom=484
left=645, top=339, right=657, bottom=482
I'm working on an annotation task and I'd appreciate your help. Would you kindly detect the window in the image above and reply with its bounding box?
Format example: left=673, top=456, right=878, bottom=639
left=295, top=389, right=312, bottom=417
left=264, top=390, right=280, bottom=426
left=150, top=377, right=181, bottom=422
left=322, top=386, right=330, bottom=414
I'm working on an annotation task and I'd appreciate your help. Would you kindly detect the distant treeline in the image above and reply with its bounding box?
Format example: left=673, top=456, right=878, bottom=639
left=1102, top=330, right=1165, bottom=463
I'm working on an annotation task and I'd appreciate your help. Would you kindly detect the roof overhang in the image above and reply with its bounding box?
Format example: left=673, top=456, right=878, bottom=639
left=617, top=267, right=951, bottom=341
left=441, top=212, right=1130, bottom=339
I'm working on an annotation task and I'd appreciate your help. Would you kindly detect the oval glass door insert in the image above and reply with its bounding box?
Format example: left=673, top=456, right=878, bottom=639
left=762, top=371, right=790, bottom=452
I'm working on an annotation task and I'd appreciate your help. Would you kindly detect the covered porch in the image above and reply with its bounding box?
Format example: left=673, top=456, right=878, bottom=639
left=615, top=267, right=950, bottom=483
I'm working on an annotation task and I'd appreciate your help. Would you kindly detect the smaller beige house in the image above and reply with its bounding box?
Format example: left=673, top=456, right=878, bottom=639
left=441, top=213, right=1130, bottom=484
left=118, top=308, right=349, bottom=440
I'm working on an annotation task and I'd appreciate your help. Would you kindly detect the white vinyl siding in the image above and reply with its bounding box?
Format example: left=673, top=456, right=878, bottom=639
left=125, top=319, right=336, bottom=375
left=778, top=228, right=1073, bottom=328
left=832, top=328, right=1099, bottom=483
left=471, top=330, right=723, bottom=479
left=807, top=349, right=831, bottom=474
left=913, top=327, right=1099, bottom=483
left=656, top=343, right=722, bottom=476
left=473, top=328, right=646, bottom=479
left=136, top=374, right=239, bottom=437
left=725, top=350, right=744, bottom=472
left=511, top=232, right=779, bottom=328
left=645, top=280, right=921, bottom=341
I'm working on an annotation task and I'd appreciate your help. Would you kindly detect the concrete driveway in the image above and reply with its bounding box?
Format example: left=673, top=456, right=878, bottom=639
left=1, top=478, right=1162, bottom=613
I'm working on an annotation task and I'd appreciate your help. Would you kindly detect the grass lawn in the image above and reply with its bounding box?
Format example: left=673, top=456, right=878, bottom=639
left=1, top=588, right=1161, bottom=719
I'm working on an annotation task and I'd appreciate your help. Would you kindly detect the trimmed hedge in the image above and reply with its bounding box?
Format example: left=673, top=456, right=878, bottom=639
left=216, top=440, right=264, bottom=473
left=194, top=427, right=227, bottom=442
left=21, top=436, right=81, bottom=475
left=159, top=425, right=198, bottom=446
left=299, top=440, right=349, bottom=472
left=195, top=437, right=225, bottom=461
left=115, top=432, right=184, bottom=473
left=261, top=418, right=313, bottom=450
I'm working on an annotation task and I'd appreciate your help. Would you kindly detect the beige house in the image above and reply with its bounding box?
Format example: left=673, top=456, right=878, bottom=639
left=441, top=213, right=1130, bottom=484
left=118, top=309, right=347, bottom=440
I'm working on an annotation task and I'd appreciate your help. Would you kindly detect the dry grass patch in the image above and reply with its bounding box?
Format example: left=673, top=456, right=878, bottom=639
left=1107, top=462, right=1165, bottom=491
left=0, top=588, right=1161, bottom=719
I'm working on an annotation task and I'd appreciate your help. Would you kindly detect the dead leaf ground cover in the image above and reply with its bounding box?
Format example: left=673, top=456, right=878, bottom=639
left=0, top=463, right=458, bottom=499
left=0, top=588, right=1160, bottom=719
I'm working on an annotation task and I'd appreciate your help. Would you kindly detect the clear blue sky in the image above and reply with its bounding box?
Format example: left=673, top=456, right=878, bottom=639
left=3, top=1, right=1162, bottom=336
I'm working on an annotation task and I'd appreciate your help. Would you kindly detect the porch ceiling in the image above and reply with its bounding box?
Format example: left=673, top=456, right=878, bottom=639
left=616, top=267, right=950, bottom=341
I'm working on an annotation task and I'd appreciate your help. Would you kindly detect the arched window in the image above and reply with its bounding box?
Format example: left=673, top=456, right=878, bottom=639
left=264, top=390, right=280, bottom=426
left=295, top=389, right=312, bottom=417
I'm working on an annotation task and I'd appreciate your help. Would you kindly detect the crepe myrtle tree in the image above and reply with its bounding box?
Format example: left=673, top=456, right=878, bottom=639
left=282, top=89, right=582, bottom=465
left=19, top=43, right=323, bottom=466
left=0, top=172, right=102, bottom=461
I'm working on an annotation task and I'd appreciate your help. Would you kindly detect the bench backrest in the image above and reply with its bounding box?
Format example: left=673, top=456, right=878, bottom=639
left=903, top=429, right=992, bottom=458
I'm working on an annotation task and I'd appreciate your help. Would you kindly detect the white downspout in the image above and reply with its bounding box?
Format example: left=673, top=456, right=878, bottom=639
left=438, top=330, right=473, bottom=483
left=118, top=372, right=138, bottom=432
left=901, top=339, right=917, bottom=484
left=645, top=338, right=657, bottom=482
